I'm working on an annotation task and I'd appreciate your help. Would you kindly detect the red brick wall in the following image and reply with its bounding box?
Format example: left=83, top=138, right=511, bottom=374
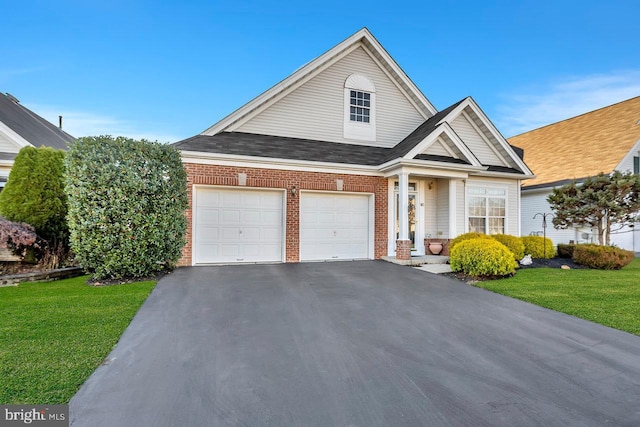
left=180, top=163, right=388, bottom=265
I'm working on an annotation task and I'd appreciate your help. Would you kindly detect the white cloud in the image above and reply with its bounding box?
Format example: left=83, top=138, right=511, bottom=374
left=29, top=104, right=181, bottom=143
left=496, top=70, right=640, bottom=137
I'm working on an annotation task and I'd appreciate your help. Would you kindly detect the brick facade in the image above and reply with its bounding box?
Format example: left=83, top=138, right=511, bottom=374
left=179, top=162, right=388, bottom=266
left=395, top=239, right=412, bottom=260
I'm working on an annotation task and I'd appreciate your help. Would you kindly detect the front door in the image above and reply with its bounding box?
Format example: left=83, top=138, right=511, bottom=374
left=394, top=182, right=418, bottom=252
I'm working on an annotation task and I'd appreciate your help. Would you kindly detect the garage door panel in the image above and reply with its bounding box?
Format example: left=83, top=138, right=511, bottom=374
left=194, top=188, right=284, bottom=264
left=300, top=193, right=371, bottom=261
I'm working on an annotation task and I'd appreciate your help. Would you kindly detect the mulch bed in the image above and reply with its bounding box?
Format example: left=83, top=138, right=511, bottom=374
left=443, top=257, right=585, bottom=284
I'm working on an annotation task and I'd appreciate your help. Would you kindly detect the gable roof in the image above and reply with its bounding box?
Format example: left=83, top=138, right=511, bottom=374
left=509, top=96, right=640, bottom=188
left=0, top=93, right=75, bottom=151
left=202, top=28, right=437, bottom=136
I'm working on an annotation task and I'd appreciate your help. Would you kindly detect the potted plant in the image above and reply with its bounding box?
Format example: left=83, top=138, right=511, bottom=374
left=426, top=235, right=443, bottom=255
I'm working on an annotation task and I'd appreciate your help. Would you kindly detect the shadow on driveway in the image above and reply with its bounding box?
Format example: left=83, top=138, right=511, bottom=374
left=70, top=261, right=640, bottom=426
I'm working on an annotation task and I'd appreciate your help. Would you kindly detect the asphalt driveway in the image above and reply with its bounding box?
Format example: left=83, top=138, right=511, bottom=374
left=70, top=261, right=640, bottom=426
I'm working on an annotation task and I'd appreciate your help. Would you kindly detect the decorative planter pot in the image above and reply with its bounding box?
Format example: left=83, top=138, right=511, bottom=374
left=428, top=242, right=443, bottom=255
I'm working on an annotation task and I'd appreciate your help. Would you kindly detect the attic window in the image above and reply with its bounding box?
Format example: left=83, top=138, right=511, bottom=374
left=350, top=91, right=370, bottom=123
left=344, top=74, right=376, bottom=141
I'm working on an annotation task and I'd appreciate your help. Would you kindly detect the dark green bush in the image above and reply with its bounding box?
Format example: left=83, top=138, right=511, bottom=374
left=65, top=136, right=188, bottom=280
left=449, top=232, right=493, bottom=252
left=0, top=146, right=67, bottom=244
left=557, top=243, right=576, bottom=259
left=450, top=238, right=517, bottom=277
left=490, top=234, right=525, bottom=260
left=521, top=235, right=555, bottom=259
left=572, top=244, right=634, bottom=270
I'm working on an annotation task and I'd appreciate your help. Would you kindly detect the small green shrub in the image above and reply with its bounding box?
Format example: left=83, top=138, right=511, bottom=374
left=572, top=244, right=634, bottom=270
left=0, top=146, right=68, bottom=245
left=521, top=235, right=555, bottom=259
left=449, top=232, right=493, bottom=252
left=557, top=243, right=576, bottom=259
left=450, top=238, right=517, bottom=277
left=65, top=136, right=188, bottom=281
left=490, top=234, right=525, bottom=260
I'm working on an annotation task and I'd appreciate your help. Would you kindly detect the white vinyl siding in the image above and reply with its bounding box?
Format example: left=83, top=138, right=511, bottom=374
left=234, top=46, right=427, bottom=148
left=521, top=189, right=592, bottom=245
left=0, top=133, right=21, bottom=153
left=423, top=180, right=438, bottom=237
left=421, top=138, right=456, bottom=158
left=615, top=138, right=640, bottom=174
left=450, top=114, right=505, bottom=166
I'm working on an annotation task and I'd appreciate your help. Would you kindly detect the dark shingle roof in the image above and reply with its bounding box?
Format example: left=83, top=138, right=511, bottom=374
left=174, top=132, right=390, bottom=166
left=174, top=97, right=526, bottom=176
left=383, top=99, right=465, bottom=162
left=0, top=93, right=75, bottom=150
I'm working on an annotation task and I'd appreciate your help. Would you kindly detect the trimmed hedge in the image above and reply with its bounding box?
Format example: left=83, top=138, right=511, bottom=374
left=521, top=235, right=555, bottom=259
left=557, top=243, right=576, bottom=259
left=491, top=234, right=525, bottom=260
left=449, top=232, right=493, bottom=252
left=572, top=244, right=634, bottom=270
left=65, top=136, right=188, bottom=280
left=450, top=238, right=517, bottom=277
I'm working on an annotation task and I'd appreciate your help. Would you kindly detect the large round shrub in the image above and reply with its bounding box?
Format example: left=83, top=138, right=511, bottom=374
left=65, top=136, right=188, bottom=280
left=449, top=232, right=493, bottom=252
left=0, top=146, right=67, bottom=244
left=450, top=238, right=517, bottom=277
left=572, top=244, right=634, bottom=270
left=520, top=235, right=555, bottom=259
left=490, top=234, right=525, bottom=260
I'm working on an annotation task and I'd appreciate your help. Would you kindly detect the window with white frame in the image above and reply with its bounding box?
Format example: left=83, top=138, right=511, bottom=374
left=468, top=187, right=506, bottom=234
left=349, top=90, right=370, bottom=123
left=344, top=74, right=376, bottom=141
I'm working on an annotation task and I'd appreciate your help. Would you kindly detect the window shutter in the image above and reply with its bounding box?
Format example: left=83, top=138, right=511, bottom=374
left=634, top=156, right=639, bottom=174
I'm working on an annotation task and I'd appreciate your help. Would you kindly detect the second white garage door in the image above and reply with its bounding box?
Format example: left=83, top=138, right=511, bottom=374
left=194, top=187, right=284, bottom=264
left=300, top=192, right=371, bottom=261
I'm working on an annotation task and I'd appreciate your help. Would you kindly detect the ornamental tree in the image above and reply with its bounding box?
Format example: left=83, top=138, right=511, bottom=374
left=547, top=171, right=640, bottom=245
left=0, top=146, right=68, bottom=245
left=65, top=136, right=188, bottom=280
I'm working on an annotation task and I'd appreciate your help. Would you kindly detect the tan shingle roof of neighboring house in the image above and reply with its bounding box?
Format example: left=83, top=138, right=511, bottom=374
left=508, top=96, right=640, bottom=187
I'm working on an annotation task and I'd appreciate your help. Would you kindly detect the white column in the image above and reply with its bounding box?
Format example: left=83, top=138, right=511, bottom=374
left=449, top=179, right=457, bottom=238
left=398, top=172, right=409, bottom=241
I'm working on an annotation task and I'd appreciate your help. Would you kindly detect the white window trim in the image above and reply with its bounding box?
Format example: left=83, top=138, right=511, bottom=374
left=466, top=185, right=508, bottom=235
left=344, top=74, right=376, bottom=142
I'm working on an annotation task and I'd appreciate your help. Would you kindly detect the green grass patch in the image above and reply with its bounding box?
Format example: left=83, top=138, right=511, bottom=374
left=0, top=276, right=156, bottom=404
left=475, top=258, right=640, bottom=336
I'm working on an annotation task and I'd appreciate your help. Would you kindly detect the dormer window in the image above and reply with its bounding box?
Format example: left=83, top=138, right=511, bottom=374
left=344, top=74, right=376, bottom=141
left=350, top=90, right=371, bottom=123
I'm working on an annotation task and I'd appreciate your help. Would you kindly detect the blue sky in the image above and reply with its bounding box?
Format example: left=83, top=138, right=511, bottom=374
left=2, top=0, right=639, bottom=142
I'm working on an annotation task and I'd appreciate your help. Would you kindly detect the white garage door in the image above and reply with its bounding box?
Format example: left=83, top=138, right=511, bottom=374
left=300, top=192, right=371, bottom=261
left=194, top=187, right=284, bottom=264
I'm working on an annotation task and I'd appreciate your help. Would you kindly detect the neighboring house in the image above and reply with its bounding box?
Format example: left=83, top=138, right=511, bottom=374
left=174, top=28, right=533, bottom=265
left=509, top=96, right=640, bottom=252
left=0, top=92, right=75, bottom=187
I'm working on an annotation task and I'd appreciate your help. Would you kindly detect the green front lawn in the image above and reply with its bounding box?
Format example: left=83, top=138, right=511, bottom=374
left=475, top=258, right=640, bottom=335
left=0, top=276, right=156, bottom=404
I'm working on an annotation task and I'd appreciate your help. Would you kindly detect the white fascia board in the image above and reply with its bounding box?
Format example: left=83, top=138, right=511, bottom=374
left=403, top=122, right=483, bottom=167
left=378, top=158, right=484, bottom=177
left=470, top=170, right=535, bottom=180
left=0, top=121, right=32, bottom=149
left=463, top=97, right=534, bottom=176
left=180, top=150, right=383, bottom=176
left=359, top=33, right=437, bottom=116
